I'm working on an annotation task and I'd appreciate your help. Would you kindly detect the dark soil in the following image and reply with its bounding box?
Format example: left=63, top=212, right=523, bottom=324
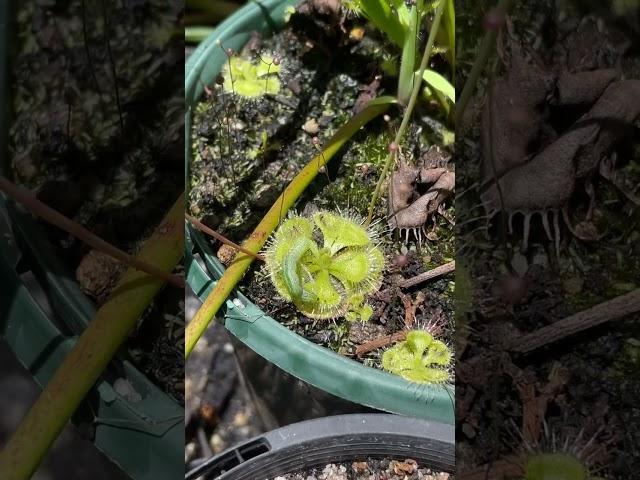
left=456, top=0, right=640, bottom=477
left=188, top=1, right=455, bottom=376
left=269, top=458, right=452, bottom=480
left=8, top=1, right=184, bottom=403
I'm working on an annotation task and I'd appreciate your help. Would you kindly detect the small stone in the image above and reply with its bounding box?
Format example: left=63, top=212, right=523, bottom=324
left=210, top=433, right=225, bottom=453
left=352, top=461, right=368, bottom=474
left=302, top=118, right=320, bottom=135
left=349, top=26, right=365, bottom=41
left=113, top=378, right=142, bottom=403
left=234, top=411, right=249, bottom=427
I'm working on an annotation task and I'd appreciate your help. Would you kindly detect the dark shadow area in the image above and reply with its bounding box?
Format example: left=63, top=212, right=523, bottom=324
left=1, top=0, right=185, bottom=478
left=456, top=0, right=640, bottom=478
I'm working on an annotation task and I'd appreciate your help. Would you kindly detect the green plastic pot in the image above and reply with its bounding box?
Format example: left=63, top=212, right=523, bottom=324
left=0, top=4, right=182, bottom=478
left=185, top=0, right=454, bottom=425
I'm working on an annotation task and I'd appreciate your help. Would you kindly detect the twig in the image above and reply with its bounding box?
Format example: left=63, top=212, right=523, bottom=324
left=400, top=260, right=455, bottom=289
left=185, top=214, right=265, bottom=262
left=0, top=177, right=184, bottom=288
left=356, top=331, right=407, bottom=357
left=509, top=288, right=640, bottom=354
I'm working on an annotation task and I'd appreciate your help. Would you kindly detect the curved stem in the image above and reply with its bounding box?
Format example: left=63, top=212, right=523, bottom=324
left=366, top=0, right=447, bottom=225
left=0, top=177, right=184, bottom=288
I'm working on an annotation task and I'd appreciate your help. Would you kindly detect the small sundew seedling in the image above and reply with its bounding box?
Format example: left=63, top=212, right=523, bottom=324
left=514, top=421, right=606, bottom=480
left=221, top=54, right=281, bottom=97
left=524, top=453, right=597, bottom=480
left=382, top=330, right=452, bottom=383
left=264, top=211, right=384, bottom=320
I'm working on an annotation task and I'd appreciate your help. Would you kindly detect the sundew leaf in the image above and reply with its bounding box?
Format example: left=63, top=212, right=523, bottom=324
left=402, top=365, right=451, bottom=384
left=222, top=56, right=281, bottom=98
left=314, top=211, right=370, bottom=254
left=423, top=339, right=451, bottom=366
left=525, top=453, right=588, bottom=480
left=406, top=330, right=433, bottom=356
left=295, top=270, right=345, bottom=319
left=255, top=56, right=281, bottom=77
left=382, top=330, right=452, bottom=384
left=329, top=249, right=371, bottom=285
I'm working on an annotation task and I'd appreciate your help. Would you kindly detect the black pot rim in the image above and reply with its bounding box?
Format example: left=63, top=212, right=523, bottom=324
left=186, top=414, right=455, bottom=480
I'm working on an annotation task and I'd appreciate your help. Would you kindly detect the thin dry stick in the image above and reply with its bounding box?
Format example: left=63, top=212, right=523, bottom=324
left=0, top=177, right=184, bottom=288
left=400, top=260, right=455, bottom=289
left=509, top=288, right=640, bottom=354
left=356, top=331, right=407, bottom=357
left=185, top=214, right=265, bottom=262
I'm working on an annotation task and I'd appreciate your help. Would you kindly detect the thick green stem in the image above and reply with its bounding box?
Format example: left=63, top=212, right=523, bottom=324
left=185, top=26, right=216, bottom=43
left=454, top=0, right=513, bottom=126
left=0, top=195, right=184, bottom=480
left=185, top=97, right=396, bottom=358
left=366, top=0, right=446, bottom=225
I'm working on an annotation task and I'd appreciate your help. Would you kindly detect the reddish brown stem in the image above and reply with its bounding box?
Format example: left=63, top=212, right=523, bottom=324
left=356, top=331, right=407, bottom=357
left=509, top=288, right=640, bottom=354
left=185, top=214, right=265, bottom=262
left=0, top=177, right=184, bottom=288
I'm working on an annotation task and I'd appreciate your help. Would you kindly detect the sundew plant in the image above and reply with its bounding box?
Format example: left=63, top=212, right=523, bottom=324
left=264, top=211, right=384, bottom=321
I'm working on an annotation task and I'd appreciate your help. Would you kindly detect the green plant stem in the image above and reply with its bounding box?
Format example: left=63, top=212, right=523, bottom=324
left=185, top=97, right=396, bottom=358
left=366, top=0, right=446, bottom=225
left=0, top=176, right=184, bottom=288
left=0, top=195, right=184, bottom=480
left=454, top=0, right=513, bottom=127
left=185, top=26, right=216, bottom=43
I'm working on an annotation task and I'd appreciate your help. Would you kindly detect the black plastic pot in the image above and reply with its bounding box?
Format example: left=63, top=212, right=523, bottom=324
left=185, top=414, right=455, bottom=480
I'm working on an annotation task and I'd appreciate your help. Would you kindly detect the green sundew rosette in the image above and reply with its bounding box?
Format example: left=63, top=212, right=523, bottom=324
left=265, top=211, right=384, bottom=320
left=222, top=55, right=281, bottom=97
left=524, top=453, right=598, bottom=480
left=382, top=330, right=452, bottom=384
